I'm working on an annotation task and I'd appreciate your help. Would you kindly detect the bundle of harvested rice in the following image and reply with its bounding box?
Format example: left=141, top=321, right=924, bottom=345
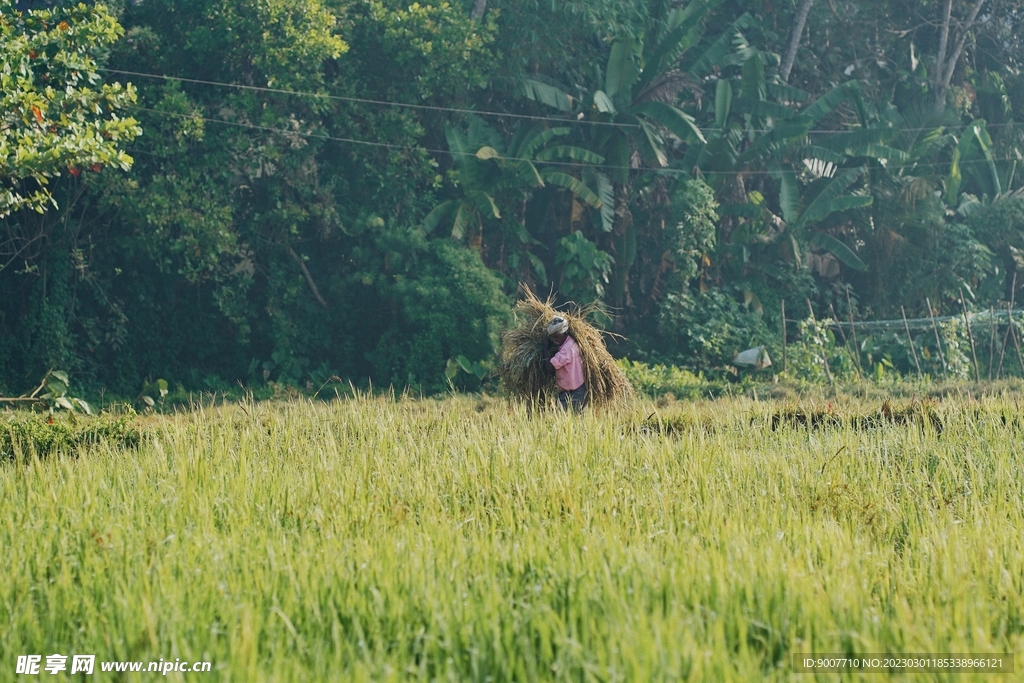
left=497, top=286, right=633, bottom=407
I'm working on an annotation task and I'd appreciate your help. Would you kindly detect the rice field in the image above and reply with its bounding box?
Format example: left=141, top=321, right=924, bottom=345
left=2, top=392, right=1023, bottom=681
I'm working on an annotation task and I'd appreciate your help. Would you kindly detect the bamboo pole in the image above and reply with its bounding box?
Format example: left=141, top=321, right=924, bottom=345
left=995, top=321, right=1011, bottom=376
left=844, top=285, right=863, bottom=374
left=831, top=303, right=862, bottom=378
left=781, top=299, right=787, bottom=374
left=1011, top=302, right=1024, bottom=378
left=926, top=297, right=948, bottom=375
left=1009, top=273, right=1024, bottom=377
left=901, top=305, right=922, bottom=378
left=988, top=306, right=996, bottom=380
left=998, top=273, right=1017, bottom=378
left=807, top=299, right=833, bottom=384
left=959, top=287, right=981, bottom=382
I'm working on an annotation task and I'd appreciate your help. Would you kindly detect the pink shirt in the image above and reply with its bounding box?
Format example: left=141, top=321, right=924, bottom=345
left=550, top=335, right=585, bottom=391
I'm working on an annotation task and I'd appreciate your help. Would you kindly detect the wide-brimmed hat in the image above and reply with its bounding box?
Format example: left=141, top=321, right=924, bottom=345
left=546, top=316, right=569, bottom=335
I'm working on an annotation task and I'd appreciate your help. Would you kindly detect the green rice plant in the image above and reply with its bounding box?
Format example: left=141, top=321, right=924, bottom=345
left=1, top=393, right=1022, bottom=681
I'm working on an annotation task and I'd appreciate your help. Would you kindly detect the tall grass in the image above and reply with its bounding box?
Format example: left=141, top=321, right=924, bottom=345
left=2, top=394, right=1023, bottom=680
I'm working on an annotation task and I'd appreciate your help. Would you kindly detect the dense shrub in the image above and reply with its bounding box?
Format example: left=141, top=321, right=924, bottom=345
left=616, top=359, right=708, bottom=399
left=0, top=412, right=141, bottom=460
left=369, top=239, right=510, bottom=393
left=653, top=288, right=775, bottom=375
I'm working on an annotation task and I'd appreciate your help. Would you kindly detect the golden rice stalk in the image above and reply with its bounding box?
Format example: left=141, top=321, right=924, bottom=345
left=497, top=285, right=633, bottom=407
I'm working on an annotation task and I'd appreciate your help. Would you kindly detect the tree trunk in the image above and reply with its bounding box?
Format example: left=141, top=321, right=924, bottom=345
left=286, top=242, right=328, bottom=308
left=470, top=0, right=487, bottom=20
left=934, top=0, right=953, bottom=98
left=933, top=0, right=987, bottom=113
left=780, top=0, right=815, bottom=83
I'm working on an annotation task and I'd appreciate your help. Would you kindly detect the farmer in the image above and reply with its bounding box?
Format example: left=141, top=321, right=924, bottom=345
left=543, top=316, right=588, bottom=412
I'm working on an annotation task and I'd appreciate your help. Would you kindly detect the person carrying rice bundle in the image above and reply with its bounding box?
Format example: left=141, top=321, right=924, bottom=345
left=543, top=316, right=587, bottom=412
left=497, top=285, right=632, bottom=409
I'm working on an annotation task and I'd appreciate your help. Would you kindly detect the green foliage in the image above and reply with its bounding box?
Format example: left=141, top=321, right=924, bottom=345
left=555, top=230, right=614, bottom=303
left=654, top=287, right=773, bottom=374
left=136, top=377, right=169, bottom=409
left=219, top=0, right=348, bottom=87
left=368, top=238, right=510, bottom=393
left=6, top=0, right=1024, bottom=395
left=934, top=318, right=975, bottom=381
left=665, top=178, right=717, bottom=285
left=0, top=1, right=140, bottom=217
left=427, top=117, right=605, bottom=243
left=33, top=368, right=92, bottom=414
left=783, top=317, right=859, bottom=383
left=364, top=0, right=494, bottom=96
left=0, top=368, right=93, bottom=414
left=121, top=0, right=347, bottom=89
left=445, top=354, right=492, bottom=385
left=861, top=196, right=995, bottom=316
left=0, top=0, right=512, bottom=396
left=969, top=196, right=1024, bottom=248
left=778, top=307, right=995, bottom=383
left=0, top=409, right=140, bottom=460
left=616, top=358, right=707, bottom=398
left=791, top=168, right=873, bottom=234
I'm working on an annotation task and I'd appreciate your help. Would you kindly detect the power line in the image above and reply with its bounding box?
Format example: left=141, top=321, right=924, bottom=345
left=131, top=106, right=415, bottom=152
left=103, top=68, right=633, bottom=129
left=127, top=104, right=1024, bottom=179
left=103, top=67, right=1024, bottom=136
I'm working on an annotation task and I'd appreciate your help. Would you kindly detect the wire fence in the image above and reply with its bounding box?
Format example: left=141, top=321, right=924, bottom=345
left=774, top=299, right=1024, bottom=381
left=784, top=308, right=1024, bottom=334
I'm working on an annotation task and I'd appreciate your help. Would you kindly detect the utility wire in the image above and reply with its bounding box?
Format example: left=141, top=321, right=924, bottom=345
left=127, top=104, right=1024, bottom=179
left=104, top=67, right=1024, bottom=136
left=103, top=68, right=633, bottom=129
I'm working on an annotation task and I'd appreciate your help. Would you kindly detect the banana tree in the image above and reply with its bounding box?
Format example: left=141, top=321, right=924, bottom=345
left=690, top=51, right=880, bottom=279
left=775, top=167, right=873, bottom=270
left=524, top=0, right=739, bottom=173
left=786, top=81, right=1024, bottom=314
left=806, top=100, right=1008, bottom=286
left=768, top=90, right=1014, bottom=312
left=522, top=0, right=756, bottom=306
left=945, top=119, right=1004, bottom=204
left=423, top=117, right=503, bottom=244
left=423, top=116, right=605, bottom=279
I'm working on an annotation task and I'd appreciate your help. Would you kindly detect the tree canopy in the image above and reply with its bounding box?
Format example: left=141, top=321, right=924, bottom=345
left=3, top=0, right=1024, bottom=395
left=0, top=0, right=139, bottom=216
